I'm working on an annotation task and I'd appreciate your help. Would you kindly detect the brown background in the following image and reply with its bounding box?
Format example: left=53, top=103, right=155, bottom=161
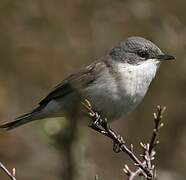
left=0, top=0, right=185, bottom=179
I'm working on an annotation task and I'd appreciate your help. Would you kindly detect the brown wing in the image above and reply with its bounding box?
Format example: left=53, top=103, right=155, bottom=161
left=39, top=60, right=106, bottom=105
left=39, top=77, right=74, bottom=105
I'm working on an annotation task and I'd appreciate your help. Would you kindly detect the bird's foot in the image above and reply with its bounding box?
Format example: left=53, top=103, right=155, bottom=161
left=113, top=135, right=125, bottom=153
left=94, top=119, right=126, bottom=153
left=89, top=115, right=107, bottom=134
left=89, top=114, right=125, bottom=153
left=89, top=122, right=103, bottom=132
left=89, top=116, right=113, bottom=137
left=90, top=112, right=106, bottom=128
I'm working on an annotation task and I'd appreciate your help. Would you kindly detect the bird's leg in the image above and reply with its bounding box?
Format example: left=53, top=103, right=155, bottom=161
left=90, top=116, right=125, bottom=153
left=82, top=99, right=104, bottom=129
left=89, top=122, right=125, bottom=153
left=100, top=119, right=125, bottom=153
left=89, top=111, right=107, bottom=134
left=92, top=113, right=103, bottom=127
left=113, top=135, right=125, bottom=153
left=84, top=99, right=125, bottom=153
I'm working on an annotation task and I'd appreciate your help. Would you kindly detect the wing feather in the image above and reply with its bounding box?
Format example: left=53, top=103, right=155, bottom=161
left=39, top=60, right=106, bottom=105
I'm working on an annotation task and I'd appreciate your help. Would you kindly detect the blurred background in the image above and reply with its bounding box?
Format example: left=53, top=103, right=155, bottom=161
left=0, top=0, right=185, bottom=179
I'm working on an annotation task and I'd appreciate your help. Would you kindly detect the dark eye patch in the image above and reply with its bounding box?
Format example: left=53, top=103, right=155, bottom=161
left=137, top=50, right=149, bottom=59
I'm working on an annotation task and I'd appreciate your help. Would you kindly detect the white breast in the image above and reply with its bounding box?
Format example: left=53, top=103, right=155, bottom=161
left=113, top=60, right=159, bottom=116
left=117, top=59, right=159, bottom=98
left=83, top=59, right=159, bottom=121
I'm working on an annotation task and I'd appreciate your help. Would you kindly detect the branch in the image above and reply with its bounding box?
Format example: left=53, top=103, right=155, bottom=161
left=149, top=106, right=166, bottom=155
left=0, top=162, right=16, bottom=180
left=82, top=100, right=166, bottom=180
left=123, top=164, right=145, bottom=180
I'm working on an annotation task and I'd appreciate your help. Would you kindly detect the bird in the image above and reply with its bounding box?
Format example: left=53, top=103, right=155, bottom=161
left=0, top=36, right=175, bottom=130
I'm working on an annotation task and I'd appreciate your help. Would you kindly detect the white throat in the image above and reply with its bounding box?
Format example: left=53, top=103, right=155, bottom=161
left=117, top=59, right=159, bottom=98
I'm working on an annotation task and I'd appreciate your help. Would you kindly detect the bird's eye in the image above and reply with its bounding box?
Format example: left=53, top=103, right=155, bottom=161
left=137, top=51, right=149, bottom=58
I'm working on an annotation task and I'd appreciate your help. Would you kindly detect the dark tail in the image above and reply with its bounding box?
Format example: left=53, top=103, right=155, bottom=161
left=0, top=106, right=45, bottom=130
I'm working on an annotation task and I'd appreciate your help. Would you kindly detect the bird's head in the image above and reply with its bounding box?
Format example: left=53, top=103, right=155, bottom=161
left=109, top=36, right=175, bottom=66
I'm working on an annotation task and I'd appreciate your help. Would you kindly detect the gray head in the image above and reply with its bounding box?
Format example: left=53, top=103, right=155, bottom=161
left=109, top=36, right=175, bottom=64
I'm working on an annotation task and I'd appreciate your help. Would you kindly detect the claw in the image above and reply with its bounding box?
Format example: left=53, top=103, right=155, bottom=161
left=92, top=114, right=108, bottom=129
left=113, top=142, right=122, bottom=153
left=113, top=135, right=125, bottom=153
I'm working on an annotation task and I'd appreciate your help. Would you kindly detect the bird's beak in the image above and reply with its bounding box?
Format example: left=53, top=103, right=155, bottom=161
left=157, top=54, right=175, bottom=61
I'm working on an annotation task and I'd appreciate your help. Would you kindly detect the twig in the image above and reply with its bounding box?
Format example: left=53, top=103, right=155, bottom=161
left=123, top=105, right=165, bottom=180
left=0, top=162, right=16, bottom=180
left=146, top=106, right=165, bottom=180
left=149, top=106, right=166, bottom=155
left=82, top=100, right=166, bottom=180
left=123, top=165, right=144, bottom=180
